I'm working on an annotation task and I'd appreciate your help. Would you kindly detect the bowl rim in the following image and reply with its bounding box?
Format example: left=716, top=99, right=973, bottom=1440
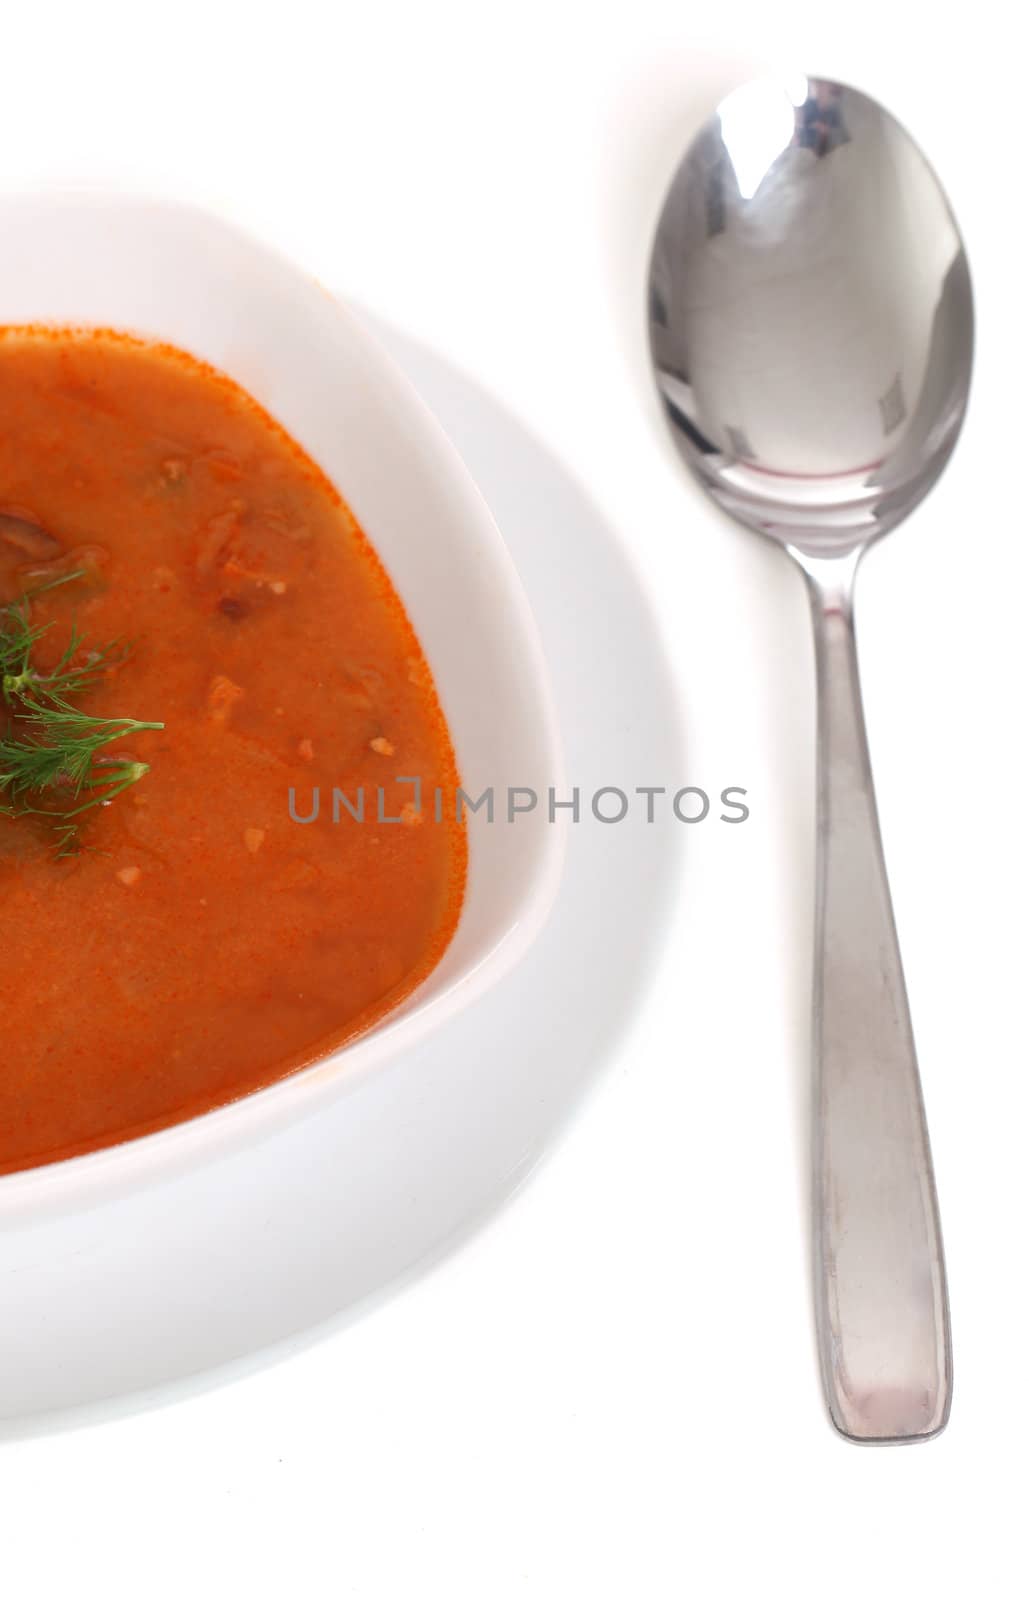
left=0, top=189, right=566, bottom=1212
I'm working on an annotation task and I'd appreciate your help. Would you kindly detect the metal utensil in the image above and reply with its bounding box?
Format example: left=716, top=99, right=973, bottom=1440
left=648, top=75, right=972, bottom=1442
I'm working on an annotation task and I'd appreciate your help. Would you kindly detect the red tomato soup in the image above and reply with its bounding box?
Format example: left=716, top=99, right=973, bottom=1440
left=0, top=327, right=466, bottom=1175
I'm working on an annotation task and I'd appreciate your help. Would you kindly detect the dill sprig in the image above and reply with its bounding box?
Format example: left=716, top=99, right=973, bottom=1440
left=0, top=575, right=163, bottom=854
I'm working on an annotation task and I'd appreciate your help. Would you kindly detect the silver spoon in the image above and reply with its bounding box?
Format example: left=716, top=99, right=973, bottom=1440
left=648, top=75, right=972, bottom=1443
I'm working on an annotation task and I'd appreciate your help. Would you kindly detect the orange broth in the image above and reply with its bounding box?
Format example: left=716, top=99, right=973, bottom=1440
left=0, top=327, right=466, bottom=1175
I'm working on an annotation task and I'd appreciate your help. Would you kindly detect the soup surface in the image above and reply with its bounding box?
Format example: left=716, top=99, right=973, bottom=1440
left=0, top=327, right=465, bottom=1175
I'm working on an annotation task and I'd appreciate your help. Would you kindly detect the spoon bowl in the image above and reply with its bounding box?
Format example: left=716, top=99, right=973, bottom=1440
left=649, top=76, right=973, bottom=554
left=648, top=76, right=973, bottom=1443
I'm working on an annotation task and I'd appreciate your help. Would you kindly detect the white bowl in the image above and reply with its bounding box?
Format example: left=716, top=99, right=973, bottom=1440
left=0, top=194, right=564, bottom=1214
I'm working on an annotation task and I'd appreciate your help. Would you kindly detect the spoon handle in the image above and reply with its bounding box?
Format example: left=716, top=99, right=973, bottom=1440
left=797, top=550, right=951, bottom=1443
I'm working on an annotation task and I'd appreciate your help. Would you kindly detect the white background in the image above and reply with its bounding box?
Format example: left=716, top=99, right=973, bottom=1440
left=3, top=2, right=1027, bottom=1595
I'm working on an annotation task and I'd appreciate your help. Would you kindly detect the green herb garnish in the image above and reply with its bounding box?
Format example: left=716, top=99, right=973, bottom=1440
left=0, top=576, right=163, bottom=855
